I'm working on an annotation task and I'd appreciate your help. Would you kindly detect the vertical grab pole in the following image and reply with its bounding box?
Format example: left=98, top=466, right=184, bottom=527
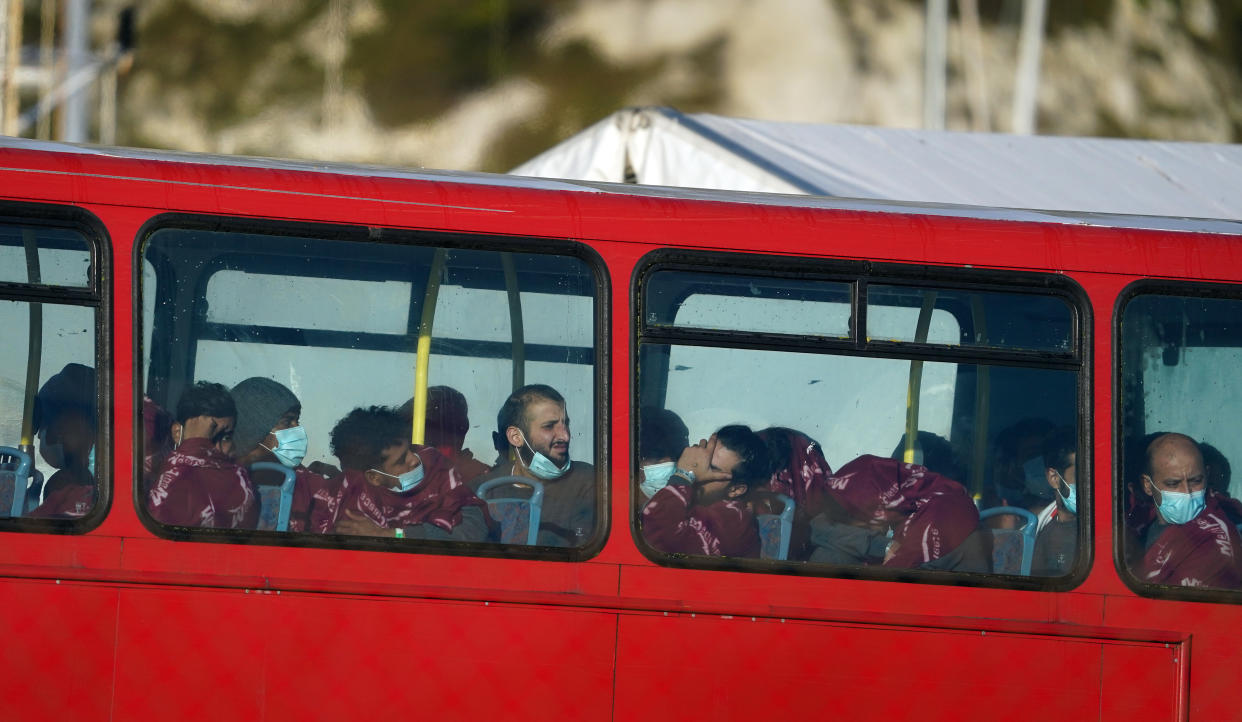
left=20, top=228, right=42, bottom=456
left=411, top=249, right=447, bottom=446
left=903, top=292, right=937, bottom=464
left=970, top=295, right=990, bottom=498
left=501, top=252, right=525, bottom=391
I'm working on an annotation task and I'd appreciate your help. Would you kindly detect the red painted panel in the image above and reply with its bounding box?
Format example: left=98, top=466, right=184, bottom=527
left=111, top=585, right=617, bottom=721
left=0, top=580, right=117, bottom=721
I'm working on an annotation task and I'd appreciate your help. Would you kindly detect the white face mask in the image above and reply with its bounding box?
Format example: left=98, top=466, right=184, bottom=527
left=640, top=461, right=677, bottom=497
left=1156, top=487, right=1206, bottom=525
left=262, top=425, right=308, bottom=468
left=517, top=432, right=570, bottom=480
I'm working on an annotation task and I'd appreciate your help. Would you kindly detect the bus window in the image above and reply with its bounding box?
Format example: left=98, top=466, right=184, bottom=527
left=139, top=221, right=603, bottom=555
left=635, top=254, right=1085, bottom=586
left=0, top=218, right=102, bottom=527
left=1119, top=288, right=1242, bottom=596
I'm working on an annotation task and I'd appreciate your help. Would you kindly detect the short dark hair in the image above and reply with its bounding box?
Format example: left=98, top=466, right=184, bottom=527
left=639, top=407, right=689, bottom=462
left=174, top=381, right=236, bottom=424
left=493, top=384, right=565, bottom=452
left=715, top=424, right=776, bottom=491
left=1043, top=426, right=1077, bottom=475
left=330, top=406, right=406, bottom=471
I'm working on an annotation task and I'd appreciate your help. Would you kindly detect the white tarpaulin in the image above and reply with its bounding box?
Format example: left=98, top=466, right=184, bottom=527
left=511, top=107, right=1242, bottom=221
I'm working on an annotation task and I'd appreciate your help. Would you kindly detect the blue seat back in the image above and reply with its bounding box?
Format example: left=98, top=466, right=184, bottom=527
left=979, top=505, right=1038, bottom=575
left=251, top=462, right=296, bottom=532
left=758, top=493, right=795, bottom=561
left=0, top=446, right=33, bottom=518
left=476, top=477, right=545, bottom=546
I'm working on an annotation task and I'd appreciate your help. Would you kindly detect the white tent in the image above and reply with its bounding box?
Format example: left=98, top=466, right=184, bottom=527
left=511, top=107, right=1242, bottom=222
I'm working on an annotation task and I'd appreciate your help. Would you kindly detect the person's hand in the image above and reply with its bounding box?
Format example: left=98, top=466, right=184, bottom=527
left=675, top=435, right=732, bottom=485
left=307, top=460, right=340, bottom=478
left=181, top=415, right=228, bottom=441
left=335, top=509, right=396, bottom=537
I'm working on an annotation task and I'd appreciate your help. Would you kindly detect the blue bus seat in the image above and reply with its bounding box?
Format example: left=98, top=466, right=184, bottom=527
left=250, top=462, right=296, bottom=532
left=476, top=477, right=545, bottom=546
left=758, top=493, right=795, bottom=561
left=979, top=505, right=1038, bottom=576
left=0, top=445, right=34, bottom=518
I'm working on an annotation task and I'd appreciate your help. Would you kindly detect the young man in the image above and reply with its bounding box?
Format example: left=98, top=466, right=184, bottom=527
left=398, top=386, right=490, bottom=484
left=1133, top=432, right=1242, bottom=588
left=636, top=406, right=690, bottom=504
left=229, top=377, right=334, bottom=533
left=27, top=363, right=97, bottom=519
left=310, top=406, right=490, bottom=541
left=640, top=425, right=773, bottom=558
left=147, top=381, right=258, bottom=529
left=1031, top=426, right=1078, bottom=576
left=472, top=384, right=595, bottom=547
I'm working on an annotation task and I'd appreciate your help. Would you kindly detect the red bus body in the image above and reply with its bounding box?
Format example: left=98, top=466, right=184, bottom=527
left=0, top=141, right=1235, bottom=721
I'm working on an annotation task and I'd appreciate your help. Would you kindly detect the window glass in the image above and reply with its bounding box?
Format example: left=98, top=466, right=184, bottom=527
left=637, top=263, right=1083, bottom=585
left=645, top=270, right=851, bottom=337
left=141, top=226, right=601, bottom=554
left=1119, top=291, right=1242, bottom=593
left=867, top=285, right=1073, bottom=352
left=0, top=222, right=100, bottom=524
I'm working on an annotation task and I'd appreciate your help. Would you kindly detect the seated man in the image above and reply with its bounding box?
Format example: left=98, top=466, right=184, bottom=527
left=28, top=363, right=97, bottom=519
left=472, top=384, right=595, bottom=547
left=310, top=406, right=490, bottom=541
left=1132, top=432, right=1242, bottom=588
left=1031, top=426, right=1078, bottom=576
left=637, top=406, right=690, bottom=504
left=398, top=386, right=489, bottom=484
left=640, top=425, right=773, bottom=558
left=147, top=381, right=258, bottom=529
left=229, top=377, right=334, bottom=533
left=808, top=454, right=988, bottom=572
left=760, top=426, right=834, bottom=560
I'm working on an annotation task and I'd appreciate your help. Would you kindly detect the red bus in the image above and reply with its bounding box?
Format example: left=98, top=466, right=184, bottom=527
left=0, top=138, right=1239, bottom=721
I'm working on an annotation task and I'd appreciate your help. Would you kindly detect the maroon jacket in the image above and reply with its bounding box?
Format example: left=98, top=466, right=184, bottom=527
left=28, top=481, right=95, bottom=519
left=310, top=447, right=487, bottom=534
left=824, top=455, right=979, bottom=568
left=147, top=437, right=258, bottom=529
left=641, top=479, right=761, bottom=558
left=287, top=466, right=341, bottom=534
left=1139, top=495, right=1242, bottom=588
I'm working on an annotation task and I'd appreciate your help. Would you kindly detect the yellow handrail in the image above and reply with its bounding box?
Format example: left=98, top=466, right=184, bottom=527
left=411, top=249, right=447, bottom=445
left=903, top=292, right=937, bottom=464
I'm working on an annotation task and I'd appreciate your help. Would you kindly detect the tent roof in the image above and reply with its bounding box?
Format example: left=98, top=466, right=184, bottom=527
left=511, top=107, right=1242, bottom=224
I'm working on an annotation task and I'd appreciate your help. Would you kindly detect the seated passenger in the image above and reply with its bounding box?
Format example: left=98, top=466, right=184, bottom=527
left=758, top=427, right=834, bottom=560
left=28, top=363, right=96, bottom=519
left=985, top=417, right=1056, bottom=514
left=808, top=454, right=988, bottom=572
left=1132, top=433, right=1242, bottom=588
left=640, top=425, right=774, bottom=558
left=141, top=396, right=174, bottom=495
left=472, top=384, right=595, bottom=547
left=398, top=386, right=489, bottom=484
left=229, top=377, right=332, bottom=533
left=310, top=406, right=490, bottom=541
left=637, top=406, right=690, bottom=504
left=1031, top=427, right=1078, bottom=576
left=147, top=381, right=259, bottom=529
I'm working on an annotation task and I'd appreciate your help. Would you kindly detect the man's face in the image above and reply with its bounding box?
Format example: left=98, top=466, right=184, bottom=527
left=695, top=443, right=744, bottom=505
left=262, top=409, right=301, bottom=449
left=1143, top=439, right=1206, bottom=519
left=366, top=439, right=418, bottom=488
left=514, top=399, right=570, bottom=465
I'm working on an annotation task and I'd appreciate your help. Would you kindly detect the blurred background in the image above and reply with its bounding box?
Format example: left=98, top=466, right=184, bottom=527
left=1, top=0, right=1240, bottom=172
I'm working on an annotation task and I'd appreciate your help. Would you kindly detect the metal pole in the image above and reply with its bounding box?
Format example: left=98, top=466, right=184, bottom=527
left=923, top=0, right=948, bottom=131
left=62, top=0, right=90, bottom=142
left=959, top=0, right=990, bottom=131
left=38, top=0, right=56, bottom=139
left=1011, top=0, right=1047, bottom=134
left=0, top=0, right=21, bottom=136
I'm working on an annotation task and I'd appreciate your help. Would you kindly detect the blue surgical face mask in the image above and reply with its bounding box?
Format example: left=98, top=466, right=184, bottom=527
left=263, top=425, right=308, bottom=468
left=88, top=445, right=95, bottom=477
left=519, top=433, right=570, bottom=480
left=640, top=461, right=677, bottom=497
left=1156, top=488, right=1206, bottom=525
left=1055, top=473, right=1076, bottom=515
left=372, top=463, right=425, bottom=493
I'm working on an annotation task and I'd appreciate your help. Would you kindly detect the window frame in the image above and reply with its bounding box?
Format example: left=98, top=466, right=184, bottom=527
left=1113, top=278, right=1242, bottom=605
left=632, top=249, right=1093, bottom=591
left=133, top=213, right=610, bottom=562
left=0, top=201, right=111, bottom=535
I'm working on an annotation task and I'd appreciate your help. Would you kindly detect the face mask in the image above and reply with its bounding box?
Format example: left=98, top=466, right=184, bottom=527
left=371, top=463, right=425, bottom=493
left=1055, top=473, right=1076, bottom=515
left=262, top=425, right=308, bottom=468
left=518, top=433, right=570, bottom=480
left=640, top=461, right=677, bottom=497
left=88, top=445, right=96, bottom=477
left=1156, top=488, right=1206, bottom=525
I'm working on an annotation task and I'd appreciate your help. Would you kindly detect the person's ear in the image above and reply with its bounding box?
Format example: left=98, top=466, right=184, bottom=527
left=170, top=421, right=184, bottom=446
left=1141, top=474, right=1156, bottom=498
left=505, top=426, right=525, bottom=449
left=363, top=468, right=384, bottom=487
left=725, top=483, right=747, bottom=500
